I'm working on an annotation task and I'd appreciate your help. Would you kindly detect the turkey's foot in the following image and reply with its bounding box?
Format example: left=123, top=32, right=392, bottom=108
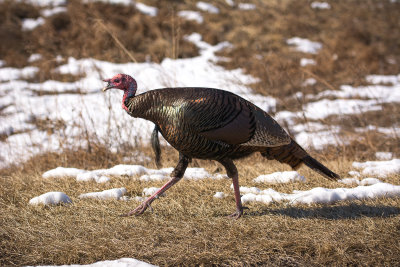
left=122, top=201, right=153, bottom=217
left=228, top=206, right=249, bottom=219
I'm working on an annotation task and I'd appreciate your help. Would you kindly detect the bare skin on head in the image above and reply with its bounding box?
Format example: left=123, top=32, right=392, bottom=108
left=103, top=74, right=340, bottom=219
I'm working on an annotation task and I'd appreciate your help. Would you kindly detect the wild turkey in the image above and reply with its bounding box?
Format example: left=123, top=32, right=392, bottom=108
left=103, top=73, right=340, bottom=218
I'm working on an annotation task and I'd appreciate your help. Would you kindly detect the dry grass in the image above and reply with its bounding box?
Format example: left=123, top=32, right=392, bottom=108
left=1, top=148, right=400, bottom=266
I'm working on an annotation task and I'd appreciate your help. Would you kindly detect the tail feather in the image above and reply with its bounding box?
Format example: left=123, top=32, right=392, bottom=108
left=261, top=140, right=340, bottom=180
left=302, top=155, right=340, bottom=180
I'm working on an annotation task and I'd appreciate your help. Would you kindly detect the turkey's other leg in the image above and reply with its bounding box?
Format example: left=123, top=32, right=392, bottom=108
left=124, top=153, right=190, bottom=216
left=151, top=125, right=162, bottom=168
left=218, top=158, right=246, bottom=219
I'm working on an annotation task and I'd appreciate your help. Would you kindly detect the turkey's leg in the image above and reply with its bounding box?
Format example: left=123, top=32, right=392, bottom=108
left=151, top=125, right=162, bottom=168
left=218, top=158, right=246, bottom=219
left=124, top=153, right=190, bottom=216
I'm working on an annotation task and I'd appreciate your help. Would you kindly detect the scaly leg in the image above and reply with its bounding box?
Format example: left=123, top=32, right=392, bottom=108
left=123, top=153, right=190, bottom=216
left=218, top=158, right=246, bottom=219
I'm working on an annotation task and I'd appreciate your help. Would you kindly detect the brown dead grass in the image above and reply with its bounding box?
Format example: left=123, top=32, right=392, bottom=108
left=1, top=148, right=400, bottom=266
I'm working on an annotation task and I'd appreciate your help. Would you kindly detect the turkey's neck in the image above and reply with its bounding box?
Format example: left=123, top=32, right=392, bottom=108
left=122, top=83, right=137, bottom=111
left=123, top=90, right=160, bottom=123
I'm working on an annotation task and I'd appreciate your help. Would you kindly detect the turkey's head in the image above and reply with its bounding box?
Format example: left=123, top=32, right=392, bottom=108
left=102, top=74, right=137, bottom=94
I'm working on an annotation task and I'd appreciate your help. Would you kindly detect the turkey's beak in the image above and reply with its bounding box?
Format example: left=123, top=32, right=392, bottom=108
left=102, top=79, right=114, bottom=92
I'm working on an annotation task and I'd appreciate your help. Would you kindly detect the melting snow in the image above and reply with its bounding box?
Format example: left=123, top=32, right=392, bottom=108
left=76, top=172, right=110, bottom=183
left=142, top=187, right=161, bottom=196
left=338, top=177, right=360, bottom=185
left=339, top=177, right=382, bottom=186
left=79, top=187, right=127, bottom=200
left=29, top=192, right=72, bottom=205
left=302, top=98, right=381, bottom=120
left=22, top=17, right=45, bottom=31
left=178, top=10, right=204, bottom=23
left=253, top=171, right=305, bottom=184
left=135, top=2, right=158, bottom=17
left=238, top=3, right=256, bottom=10
left=82, top=0, right=158, bottom=16
left=42, top=165, right=226, bottom=182
left=286, top=37, right=322, bottom=54
left=29, top=257, right=157, bottom=267
left=196, top=1, right=219, bottom=13
left=300, top=58, right=316, bottom=66
left=225, top=0, right=234, bottom=6
left=43, top=167, right=85, bottom=179
left=302, top=78, right=317, bottom=86
left=352, top=159, right=400, bottom=178
left=42, top=6, right=67, bottom=17
left=310, top=2, right=331, bottom=9
left=214, top=192, right=226, bottom=198
left=375, top=152, right=393, bottom=161
left=0, top=66, right=38, bottom=81
left=28, top=53, right=43, bottom=63
left=19, top=0, right=67, bottom=7
left=366, top=74, right=400, bottom=85
left=241, top=183, right=400, bottom=205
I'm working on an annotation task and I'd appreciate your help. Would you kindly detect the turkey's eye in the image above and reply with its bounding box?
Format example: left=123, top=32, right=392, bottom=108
left=114, top=79, right=120, bottom=83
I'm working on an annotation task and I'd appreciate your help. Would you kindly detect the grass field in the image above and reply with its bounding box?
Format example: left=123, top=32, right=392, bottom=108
left=1, top=148, right=400, bottom=266
left=1, top=0, right=400, bottom=266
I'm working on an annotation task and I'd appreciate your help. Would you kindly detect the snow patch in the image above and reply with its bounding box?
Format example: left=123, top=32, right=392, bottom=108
left=238, top=3, right=256, bottom=10
left=214, top=192, right=226, bottom=198
left=352, top=159, right=400, bottom=178
left=76, top=172, right=110, bottom=183
left=339, top=177, right=382, bottom=186
left=43, top=165, right=226, bottom=182
left=29, top=192, right=72, bottom=205
left=19, top=0, right=66, bottom=7
left=302, top=78, right=317, bottom=86
left=178, top=10, right=204, bottom=23
left=287, top=37, right=322, bottom=54
left=338, top=177, right=359, bottom=185
left=366, top=74, right=400, bottom=85
left=79, top=187, right=127, bottom=200
left=29, top=257, right=157, bottom=267
left=0, top=66, right=38, bottom=81
left=375, top=152, right=393, bottom=161
left=302, top=98, right=381, bottom=120
left=43, top=167, right=85, bottom=179
left=28, top=53, right=42, bottom=62
left=22, top=17, right=45, bottom=31
left=42, top=6, right=67, bottom=17
left=241, top=183, right=400, bottom=205
left=135, top=2, right=158, bottom=16
left=300, top=58, right=316, bottom=66
left=311, top=2, right=331, bottom=9
left=253, top=171, right=305, bottom=184
left=142, top=187, right=161, bottom=196
left=83, top=0, right=132, bottom=5
left=196, top=1, right=219, bottom=13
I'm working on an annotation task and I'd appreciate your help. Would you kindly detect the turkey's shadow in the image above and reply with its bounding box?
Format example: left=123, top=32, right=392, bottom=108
left=249, top=204, right=400, bottom=219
